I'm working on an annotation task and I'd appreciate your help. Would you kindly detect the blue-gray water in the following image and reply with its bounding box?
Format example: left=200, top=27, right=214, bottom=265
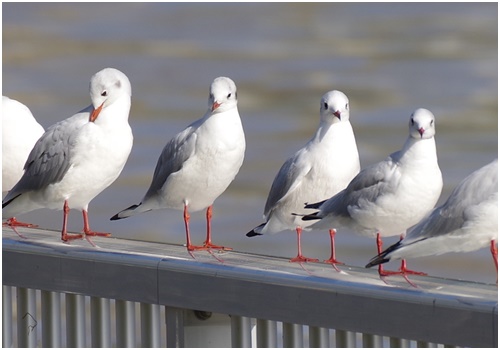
left=3, top=3, right=498, bottom=283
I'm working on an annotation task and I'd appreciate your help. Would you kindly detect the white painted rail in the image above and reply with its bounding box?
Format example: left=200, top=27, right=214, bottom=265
left=2, top=227, right=497, bottom=347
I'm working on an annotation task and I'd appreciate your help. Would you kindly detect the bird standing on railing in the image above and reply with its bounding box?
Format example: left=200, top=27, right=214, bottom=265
left=111, top=77, right=245, bottom=253
left=300, top=108, right=443, bottom=281
left=2, top=96, right=45, bottom=236
left=366, top=159, right=498, bottom=280
left=246, top=90, right=360, bottom=265
left=2, top=68, right=134, bottom=244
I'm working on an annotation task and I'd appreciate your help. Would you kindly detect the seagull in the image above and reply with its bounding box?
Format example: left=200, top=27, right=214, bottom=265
left=247, top=90, right=360, bottom=264
left=2, top=68, right=134, bottom=243
left=302, top=108, right=443, bottom=278
left=111, top=77, right=246, bottom=252
left=2, top=96, right=45, bottom=234
left=366, top=159, right=498, bottom=278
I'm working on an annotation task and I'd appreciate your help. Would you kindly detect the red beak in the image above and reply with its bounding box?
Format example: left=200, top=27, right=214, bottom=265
left=211, top=101, right=221, bottom=112
left=89, top=102, right=104, bottom=122
left=333, top=110, right=341, bottom=119
left=418, top=127, right=425, bottom=137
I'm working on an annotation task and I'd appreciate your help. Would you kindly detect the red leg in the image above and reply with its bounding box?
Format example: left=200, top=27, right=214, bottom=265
left=183, top=204, right=205, bottom=252
left=3, top=217, right=39, bottom=238
left=201, top=205, right=232, bottom=251
left=377, top=233, right=426, bottom=287
left=324, top=229, right=343, bottom=267
left=82, top=210, right=111, bottom=237
left=61, top=200, right=83, bottom=242
left=290, top=227, right=319, bottom=263
left=4, top=217, right=38, bottom=229
left=490, top=239, right=498, bottom=275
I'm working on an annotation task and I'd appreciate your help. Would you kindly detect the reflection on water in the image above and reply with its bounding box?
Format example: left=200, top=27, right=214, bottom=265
left=2, top=3, right=498, bottom=283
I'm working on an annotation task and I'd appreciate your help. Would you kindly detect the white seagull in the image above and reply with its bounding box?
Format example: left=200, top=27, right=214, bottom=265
left=111, top=77, right=246, bottom=252
left=2, top=68, right=134, bottom=243
left=302, top=108, right=443, bottom=278
left=2, top=96, right=45, bottom=233
left=247, top=90, right=360, bottom=264
left=366, top=159, right=498, bottom=278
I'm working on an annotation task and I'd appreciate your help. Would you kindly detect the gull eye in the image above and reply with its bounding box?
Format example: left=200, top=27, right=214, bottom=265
left=323, top=102, right=328, bottom=109
left=345, top=103, right=349, bottom=109
left=101, top=91, right=107, bottom=97
left=227, top=93, right=232, bottom=98
left=411, top=118, right=415, bottom=125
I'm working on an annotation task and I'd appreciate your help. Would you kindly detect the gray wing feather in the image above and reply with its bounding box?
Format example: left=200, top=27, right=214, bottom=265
left=142, top=125, right=197, bottom=200
left=263, top=153, right=310, bottom=218
left=319, top=156, right=397, bottom=217
left=3, top=112, right=89, bottom=204
left=404, top=160, right=498, bottom=243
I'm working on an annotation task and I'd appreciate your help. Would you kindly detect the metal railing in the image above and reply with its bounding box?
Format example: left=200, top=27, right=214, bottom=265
left=2, top=227, right=498, bottom=348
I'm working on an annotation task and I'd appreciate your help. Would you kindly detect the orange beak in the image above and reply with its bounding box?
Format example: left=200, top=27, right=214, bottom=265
left=211, top=101, right=221, bottom=112
left=89, top=102, right=104, bottom=122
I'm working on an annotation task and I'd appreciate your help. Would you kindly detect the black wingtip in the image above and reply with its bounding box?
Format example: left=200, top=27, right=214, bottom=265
left=246, top=223, right=265, bottom=237
left=246, top=230, right=262, bottom=237
left=2, top=193, right=21, bottom=208
left=109, top=204, right=140, bottom=221
left=301, top=212, right=321, bottom=221
left=304, top=199, right=326, bottom=209
left=109, top=213, right=122, bottom=221
left=365, top=240, right=402, bottom=268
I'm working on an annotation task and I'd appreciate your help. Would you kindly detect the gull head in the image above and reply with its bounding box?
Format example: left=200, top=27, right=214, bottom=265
left=89, top=68, right=132, bottom=122
left=409, top=108, right=436, bottom=140
left=320, top=90, right=350, bottom=124
left=208, top=77, right=238, bottom=113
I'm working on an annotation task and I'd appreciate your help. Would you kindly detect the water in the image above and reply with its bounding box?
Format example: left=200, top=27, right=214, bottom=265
left=3, top=3, right=497, bottom=283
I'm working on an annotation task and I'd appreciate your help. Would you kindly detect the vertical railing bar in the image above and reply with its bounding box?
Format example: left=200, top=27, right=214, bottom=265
left=390, top=337, right=411, bottom=347
left=362, top=333, right=383, bottom=347
left=116, top=300, right=136, bottom=347
left=230, top=315, right=253, bottom=347
left=141, top=303, right=161, bottom=347
left=16, top=287, right=37, bottom=348
left=90, top=296, right=111, bottom=347
left=41, top=290, right=61, bottom=347
left=309, top=326, right=330, bottom=347
left=165, top=306, right=184, bottom=348
left=256, top=319, right=278, bottom=348
left=417, top=340, right=438, bottom=347
left=335, top=329, right=357, bottom=347
left=282, top=322, right=304, bottom=347
left=66, top=293, right=86, bottom=347
left=3, top=286, right=13, bottom=348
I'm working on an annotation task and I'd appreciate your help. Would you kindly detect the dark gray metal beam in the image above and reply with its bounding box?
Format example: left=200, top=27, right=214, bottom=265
left=2, top=227, right=497, bottom=347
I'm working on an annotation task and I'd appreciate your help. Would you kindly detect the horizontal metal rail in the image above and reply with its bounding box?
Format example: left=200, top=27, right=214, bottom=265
left=2, top=227, right=498, bottom=347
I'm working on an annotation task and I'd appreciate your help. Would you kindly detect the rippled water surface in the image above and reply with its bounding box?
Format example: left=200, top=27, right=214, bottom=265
left=3, top=3, right=498, bottom=283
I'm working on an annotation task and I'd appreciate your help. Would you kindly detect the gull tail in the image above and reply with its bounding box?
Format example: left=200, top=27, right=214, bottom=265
left=365, top=240, right=402, bottom=268
left=110, top=203, right=149, bottom=220
left=246, top=223, right=265, bottom=237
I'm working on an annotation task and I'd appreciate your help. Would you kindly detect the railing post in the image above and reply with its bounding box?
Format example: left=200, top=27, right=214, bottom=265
left=17, top=287, right=37, bottom=347
left=165, top=306, right=184, bottom=348
left=90, top=297, right=111, bottom=347
left=283, top=322, right=304, bottom=347
left=335, top=329, right=357, bottom=347
left=362, top=333, right=383, bottom=347
left=3, top=286, right=13, bottom=348
left=116, top=300, right=136, bottom=347
left=309, top=326, right=330, bottom=347
left=256, top=319, right=278, bottom=347
left=66, top=293, right=86, bottom=347
left=141, top=303, right=162, bottom=347
left=230, top=315, right=252, bottom=347
left=41, top=290, right=61, bottom=347
left=390, top=337, right=411, bottom=347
